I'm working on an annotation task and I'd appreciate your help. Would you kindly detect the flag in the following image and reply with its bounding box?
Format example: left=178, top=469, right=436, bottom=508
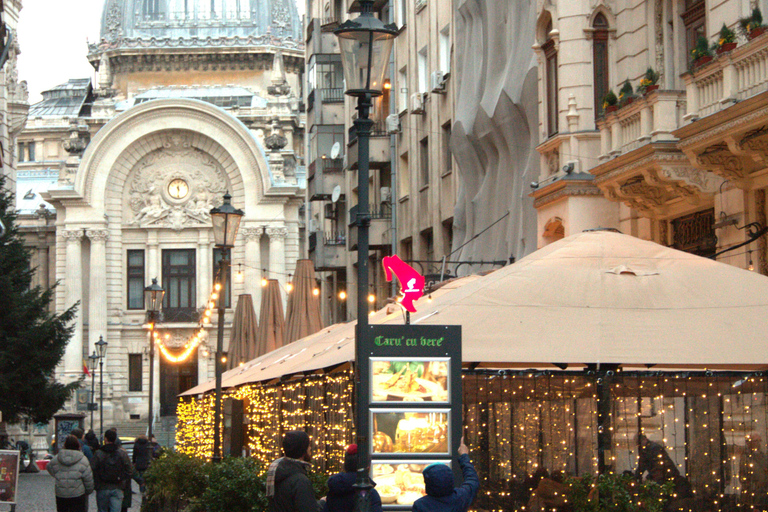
left=83, top=359, right=91, bottom=376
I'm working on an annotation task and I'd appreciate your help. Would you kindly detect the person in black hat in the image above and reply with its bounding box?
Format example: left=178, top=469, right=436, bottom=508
left=266, top=430, right=323, bottom=512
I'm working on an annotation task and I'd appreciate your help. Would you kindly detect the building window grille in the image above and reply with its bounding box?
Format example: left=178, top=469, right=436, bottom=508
left=672, top=209, right=716, bottom=257
left=127, top=250, right=145, bottom=310
left=128, top=354, right=143, bottom=392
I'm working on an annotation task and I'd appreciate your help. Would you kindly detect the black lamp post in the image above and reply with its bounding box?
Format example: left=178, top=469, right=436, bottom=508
left=210, top=192, right=244, bottom=463
left=334, top=4, right=397, bottom=511
left=87, top=351, right=98, bottom=431
left=144, top=278, right=165, bottom=439
left=94, top=336, right=108, bottom=438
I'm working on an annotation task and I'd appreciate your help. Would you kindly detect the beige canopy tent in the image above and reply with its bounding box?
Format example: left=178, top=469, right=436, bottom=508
left=254, top=279, right=285, bottom=357
left=183, top=229, right=768, bottom=396
left=283, top=259, right=323, bottom=344
left=226, top=294, right=259, bottom=370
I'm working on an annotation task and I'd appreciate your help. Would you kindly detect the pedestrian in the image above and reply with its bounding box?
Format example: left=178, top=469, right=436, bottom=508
left=411, top=437, right=479, bottom=512
left=148, top=435, right=162, bottom=460
left=70, top=428, right=94, bottom=463
left=132, top=435, right=151, bottom=493
left=47, top=434, right=94, bottom=512
left=91, top=429, right=133, bottom=512
left=266, top=430, right=323, bottom=512
left=323, top=444, right=382, bottom=512
left=85, top=430, right=100, bottom=452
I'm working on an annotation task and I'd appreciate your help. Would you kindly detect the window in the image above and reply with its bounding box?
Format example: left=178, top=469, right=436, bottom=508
left=162, top=249, right=197, bottom=322
left=309, top=125, right=345, bottom=164
left=143, top=0, right=161, bottom=19
left=399, top=152, right=410, bottom=198
left=420, top=229, right=434, bottom=262
left=592, top=13, right=610, bottom=118
left=544, top=20, right=559, bottom=137
left=418, top=47, right=428, bottom=93
left=213, top=249, right=232, bottom=308
left=442, top=122, right=452, bottom=174
left=17, top=142, right=24, bottom=162
left=395, top=0, right=406, bottom=26
left=682, top=0, right=706, bottom=57
left=398, top=66, right=408, bottom=112
left=127, top=250, right=145, bottom=310
left=439, top=26, right=450, bottom=74
left=420, top=136, right=430, bottom=186
left=308, top=54, right=344, bottom=101
left=27, top=142, right=35, bottom=162
left=128, top=354, right=142, bottom=392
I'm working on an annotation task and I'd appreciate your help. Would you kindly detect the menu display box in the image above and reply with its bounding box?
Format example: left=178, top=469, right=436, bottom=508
left=0, top=450, right=20, bottom=505
left=371, top=409, right=450, bottom=455
left=372, top=460, right=451, bottom=507
left=371, top=358, right=450, bottom=403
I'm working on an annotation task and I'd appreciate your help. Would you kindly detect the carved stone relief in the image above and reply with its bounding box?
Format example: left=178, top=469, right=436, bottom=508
left=696, top=145, right=748, bottom=183
left=126, top=133, right=228, bottom=230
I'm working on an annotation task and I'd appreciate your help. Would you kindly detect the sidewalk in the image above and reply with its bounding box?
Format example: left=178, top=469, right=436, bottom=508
left=12, top=472, right=141, bottom=512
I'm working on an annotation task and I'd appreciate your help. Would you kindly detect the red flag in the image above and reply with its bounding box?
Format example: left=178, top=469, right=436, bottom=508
left=83, top=360, right=91, bottom=376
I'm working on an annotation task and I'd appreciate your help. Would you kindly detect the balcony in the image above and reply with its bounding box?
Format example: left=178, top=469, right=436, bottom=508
left=308, top=158, right=345, bottom=201
left=348, top=121, right=391, bottom=169
left=309, top=231, right=347, bottom=271
left=347, top=203, right=393, bottom=250
left=683, top=33, right=768, bottom=121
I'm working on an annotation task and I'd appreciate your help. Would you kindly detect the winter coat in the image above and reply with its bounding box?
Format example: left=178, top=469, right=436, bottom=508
left=132, top=438, right=151, bottom=471
left=323, top=472, right=382, bottom=512
left=266, top=457, right=322, bottom=512
left=47, top=449, right=95, bottom=498
left=77, top=439, right=94, bottom=463
left=411, top=454, right=479, bottom=512
left=91, top=443, right=134, bottom=491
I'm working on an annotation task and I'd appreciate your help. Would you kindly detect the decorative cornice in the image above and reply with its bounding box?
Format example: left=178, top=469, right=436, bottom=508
left=532, top=180, right=602, bottom=209
left=241, top=227, right=264, bottom=242
left=86, top=229, right=110, bottom=243
left=677, top=104, right=768, bottom=149
left=62, top=229, right=84, bottom=242
left=266, top=226, right=288, bottom=239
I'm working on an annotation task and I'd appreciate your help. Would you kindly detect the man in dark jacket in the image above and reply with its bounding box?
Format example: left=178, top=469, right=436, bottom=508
left=412, top=437, right=479, bottom=512
left=91, top=429, right=133, bottom=512
left=266, top=430, right=323, bottom=512
left=323, top=444, right=382, bottom=512
left=71, top=428, right=94, bottom=463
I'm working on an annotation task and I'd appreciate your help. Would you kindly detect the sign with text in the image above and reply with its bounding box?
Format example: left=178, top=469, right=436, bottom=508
left=360, top=325, right=461, bottom=509
left=0, top=450, right=20, bottom=505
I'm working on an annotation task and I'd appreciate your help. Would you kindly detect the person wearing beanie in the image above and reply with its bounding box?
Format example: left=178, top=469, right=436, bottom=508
left=322, top=444, right=382, bottom=512
left=266, top=430, right=323, bottom=512
left=412, top=437, right=479, bottom=512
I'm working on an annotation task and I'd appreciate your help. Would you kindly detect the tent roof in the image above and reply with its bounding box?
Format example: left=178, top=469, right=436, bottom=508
left=182, top=230, right=768, bottom=396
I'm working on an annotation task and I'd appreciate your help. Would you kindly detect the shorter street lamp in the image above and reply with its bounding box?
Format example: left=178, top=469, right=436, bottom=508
left=210, top=192, right=244, bottom=463
left=87, top=351, right=98, bottom=431
left=144, top=278, right=165, bottom=439
left=95, top=336, right=108, bottom=438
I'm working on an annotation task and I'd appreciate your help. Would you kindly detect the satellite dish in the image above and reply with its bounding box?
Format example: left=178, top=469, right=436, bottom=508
left=331, top=185, right=342, bottom=203
left=330, top=142, right=342, bottom=160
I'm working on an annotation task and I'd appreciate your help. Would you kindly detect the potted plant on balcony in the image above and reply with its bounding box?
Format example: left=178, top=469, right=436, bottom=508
left=713, top=23, right=737, bottom=54
left=691, top=35, right=713, bottom=68
left=739, top=7, right=766, bottom=40
left=602, top=90, right=618, bottom=113
left=618, top=79, right=636, bottom=107
left=638, top=67, right=660, bottom=95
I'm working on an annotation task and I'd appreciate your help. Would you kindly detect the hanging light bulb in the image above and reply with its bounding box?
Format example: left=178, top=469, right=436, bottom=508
left=214, top=283, right=222, bottom=292
left=748, top=250, right=754, bottom=271
left=286, top=275, right=294, bottom=293
left=313, top=288, right=320, bottom=296
left=368, top=293, right=375, bottom=303
left=261, top=277, right=268, bottom=287
left=234, top=264, right=244, bottom=283
left=338, top=290, right=347, bottom=300
left=211, top=292, right=219, bottom=300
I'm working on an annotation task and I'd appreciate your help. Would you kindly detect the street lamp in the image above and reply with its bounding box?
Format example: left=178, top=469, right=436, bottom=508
left=210, top=192, right=244, bottom=463
left=144, top=277, right=165, bottom=439
left=87, top=351, right=98, bottom=431
left=334, top=4, right=397, bottom=511
left=94, top=336, right=108, bottom=438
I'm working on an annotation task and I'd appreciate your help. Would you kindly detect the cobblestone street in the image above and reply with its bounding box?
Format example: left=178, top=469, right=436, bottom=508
left=13, top=473, right=141, bottom=512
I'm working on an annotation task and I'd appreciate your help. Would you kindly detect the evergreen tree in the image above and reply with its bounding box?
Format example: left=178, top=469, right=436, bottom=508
left=0, top=175, right=80, bottom=424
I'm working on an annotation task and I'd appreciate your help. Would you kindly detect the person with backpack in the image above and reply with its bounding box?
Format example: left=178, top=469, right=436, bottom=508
left=47, top=435, right=94, bottom=512
left=91, top=429, right=133, bottom=512
left=411, top=437, right=479, bottom=512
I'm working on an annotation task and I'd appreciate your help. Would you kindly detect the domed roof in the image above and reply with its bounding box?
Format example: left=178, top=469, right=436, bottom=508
left=98, top=0, right=301, bottom=49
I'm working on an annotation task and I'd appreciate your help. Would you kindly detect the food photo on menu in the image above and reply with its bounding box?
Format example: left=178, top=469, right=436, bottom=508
left=372, top=411, right=449, bottom=454
left=372, top=461, right=451, bottom=506
left=371, top=359, right=449, bottom=402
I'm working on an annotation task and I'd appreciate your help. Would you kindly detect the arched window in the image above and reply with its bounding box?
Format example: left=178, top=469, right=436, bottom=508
left=543, top=18, right=558, bottom=137
left=592, top=13, right=610, bottom=118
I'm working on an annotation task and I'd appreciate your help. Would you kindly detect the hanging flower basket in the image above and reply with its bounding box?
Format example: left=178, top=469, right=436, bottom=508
left=694, top=55, right=713, bottom=68
left=750, top=26, right=767, bottom=40
left=716, top=42, right=738, bottom=54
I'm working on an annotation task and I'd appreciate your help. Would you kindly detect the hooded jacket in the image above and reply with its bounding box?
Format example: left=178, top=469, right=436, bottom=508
left=323, top=472, right=382, bottom=512
left=266, top=457, right=322, bottom=512
left=412, top=454, right=479, bottom=512
left=132, top=437, right=151, bottom=471
left=91, top=443, right=133, bottom=491
left=47, top=449, right=95, bottom=498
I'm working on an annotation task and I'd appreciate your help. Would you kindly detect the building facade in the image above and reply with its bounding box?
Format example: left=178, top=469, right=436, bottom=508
left=16, top=0, right=305, bottom=443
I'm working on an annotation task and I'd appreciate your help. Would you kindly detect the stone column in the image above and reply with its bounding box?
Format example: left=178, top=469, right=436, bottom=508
left=241, top=227, right=263, bottom=309
left=147, top=231, right=160, bottom=285
left=198, top=230, right=211, bottom=309
left=267, top=227, right=287, bottom=307
left=63, top=229, right=84, bottom=377
left=86, top=229, right=109, bottom=356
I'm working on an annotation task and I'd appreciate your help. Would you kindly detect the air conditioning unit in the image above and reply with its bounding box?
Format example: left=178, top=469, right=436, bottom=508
left=431, top=71, right=448, bottom=93
left=386, top=114, right=401, bottom=134
left=380, top=187, right=391, bottom=203
left=411, top=92, right=425, bottom=114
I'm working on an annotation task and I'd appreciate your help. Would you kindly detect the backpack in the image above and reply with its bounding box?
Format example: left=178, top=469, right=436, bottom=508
left=97, top=450, right=124, bottom=484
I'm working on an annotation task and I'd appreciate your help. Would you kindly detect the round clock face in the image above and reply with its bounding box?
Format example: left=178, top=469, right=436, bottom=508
left=168, top=179, right=189, bottom=199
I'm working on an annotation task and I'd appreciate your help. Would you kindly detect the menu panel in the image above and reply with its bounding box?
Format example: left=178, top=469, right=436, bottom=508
left=371, top=409, right=450, bottom=455
left=371, top=358, right=449, bottom=403
left=372, top=460, right=451, bottom=507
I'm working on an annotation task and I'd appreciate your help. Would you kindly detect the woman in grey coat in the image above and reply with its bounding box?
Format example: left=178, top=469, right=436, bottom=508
left=47, top=435, right=95, bottom=512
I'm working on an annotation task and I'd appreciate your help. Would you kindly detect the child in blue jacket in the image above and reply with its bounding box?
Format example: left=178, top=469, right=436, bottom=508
left=412, top=437, right=479, bottom=512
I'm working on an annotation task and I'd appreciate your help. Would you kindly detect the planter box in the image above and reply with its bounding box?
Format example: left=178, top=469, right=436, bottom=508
left=642, top=84, right=659, bottom=95
left=605, top=105, right=618, bottom=113
left=716, top=42, right=738, bottom=54
left=750, top=26, right=767, bottom=40
left=693, top=55, right=713, bottom=68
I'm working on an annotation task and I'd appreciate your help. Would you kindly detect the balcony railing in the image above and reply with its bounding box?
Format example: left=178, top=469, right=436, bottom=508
left=322, top=158, right=344, bottom=173
left=324, top=231, right=347, bottom=245
left=597, top=90, right=686, bottom=159
left=348, top=120, right=388, bottom=143
left=684, top=33, right=768, bottom=120
left=320, top=88, right=344, bottom=103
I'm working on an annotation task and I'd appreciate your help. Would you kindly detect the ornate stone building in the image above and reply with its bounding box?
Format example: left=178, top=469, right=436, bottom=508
left=16, top=0, right=305, bottom=443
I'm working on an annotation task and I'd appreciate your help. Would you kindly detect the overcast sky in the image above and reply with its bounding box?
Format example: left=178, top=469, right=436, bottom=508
left=17, top=0, right=305, bottom=105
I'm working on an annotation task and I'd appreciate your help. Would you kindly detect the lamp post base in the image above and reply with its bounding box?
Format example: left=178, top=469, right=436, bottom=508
left=353, top=467, right=375, bottom=512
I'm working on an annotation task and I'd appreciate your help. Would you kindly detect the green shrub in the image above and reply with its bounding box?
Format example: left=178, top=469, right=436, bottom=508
left=190, top=457, right=269, bottom=512
left=141, top=451, right=207, bottom=512
left=566, top=473, right=674, bottom=512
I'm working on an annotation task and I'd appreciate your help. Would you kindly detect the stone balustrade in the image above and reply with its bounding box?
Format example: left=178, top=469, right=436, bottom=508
left=597, top=90, right=686, bottom=160
left=684, top=33, right=768, bottom=120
